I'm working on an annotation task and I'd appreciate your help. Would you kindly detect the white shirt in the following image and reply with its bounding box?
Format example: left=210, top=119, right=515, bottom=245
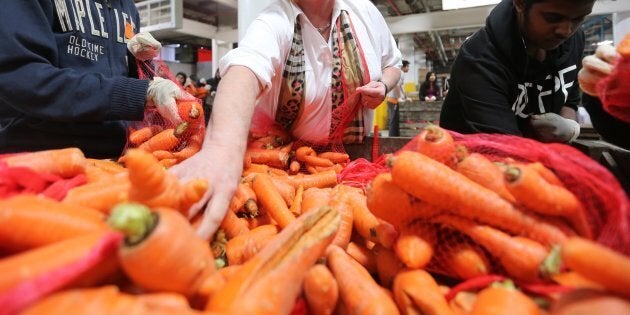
left=220, top=0, right=402, bottom=143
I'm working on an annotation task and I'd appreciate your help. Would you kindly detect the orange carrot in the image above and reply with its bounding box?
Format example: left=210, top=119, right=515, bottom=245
left=229, top=182, right=259, bottom=217
left=129, top=125, right=162, bottom=146
left=289, top=160, right=301, bottom=175
left=301, top=187, right=332, bottom=213
left=21, top=285, right=209, bottom=315
left=177, top=100, right=203, bottom=122
left=326, top=246, right=400, bottom=314
left=225, top=225, right=278, bottom=265
left=328, top=186, right=354, bottom=249
left=392, top=269, right=456, bottom=315
left=219, top=208, right=250, bottom=239
left=390, top=151, right=567, bottom=247
left=138, top=123, right=187, bottom=153
left=86, top=158, right=125, bottom=175
left=276, top=169, right=339, bottom=189
left=394, top=223, right=436, bottom=269
left=152, top=150, right=175, bottom=160
left=561, top=237, right=630, bottom=297
left=269, top=176, right=296, bottom=207
left=0, top=195, right=108, bottom=253
left=63, top=173, right=130, bottom=213
left=246, top=148, right=289, bottom=169
left=505, top=164, right=592, bottom=239
left=528, top=162, right=563, bottom=186
left=416, top=125, right=457, bottom=167
left=289, top=185, right=304, bottom=216
left=346, top=189, right=398, bottom=249
left=1, top=148, right=87, bottom=178
left=444, top=241, right=491, bottom=280
left=108, top=204, right=215, bottom=296
left=206, top=206, right=340, bottom=314
left=296, top=146, right=334, bottom=167
left=470, top=281, right=540, bottom=315
left=374, top=245, right=405, bottom=288
left=179, top=178, right=210, bottom=214
left=253, top=173, right=296, bottom=229
left=318, top=152, right=350, bottom=164
left=84, top=164, right=115, bottom=183
left=173, top=130, right=204, bottom=161
left=0, top=232, right=120, bottom=294
left=456, top=153, right=516, bottom=203
left=433, top=214, right=549, bottom=283
left=551, top=271, right=604, bottom=290
left=550, top=288, right=630, bottom=315
left=617, top=32, right=630, bottom=57
left=345, top=241, right=377, bottom=274
left=246, top=212, right=276, bottom=230
left=366, top=172, right=442, bottom=229
left=304, top=264, right=339, bottom=315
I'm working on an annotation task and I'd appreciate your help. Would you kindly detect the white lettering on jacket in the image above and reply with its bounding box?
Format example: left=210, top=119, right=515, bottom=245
left=511, top=64, right=577, bottom=117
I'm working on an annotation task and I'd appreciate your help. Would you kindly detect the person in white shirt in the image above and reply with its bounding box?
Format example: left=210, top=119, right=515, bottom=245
left=386, top=60, right=409, bottom=137
left=170, top=0, right=403, bottom=238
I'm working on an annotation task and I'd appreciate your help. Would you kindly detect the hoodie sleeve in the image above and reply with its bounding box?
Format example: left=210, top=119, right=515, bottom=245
left=448, top=52, right=522, bottom=135
left=0, top=1, right=147, bottom=122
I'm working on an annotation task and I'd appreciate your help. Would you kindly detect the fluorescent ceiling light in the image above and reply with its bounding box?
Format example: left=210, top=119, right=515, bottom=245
left=442, top=0, right=500, bottom=10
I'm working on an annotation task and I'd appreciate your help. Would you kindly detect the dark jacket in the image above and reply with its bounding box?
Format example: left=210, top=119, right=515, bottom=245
left=582, top=94, right=630, bottom=149
left=0, top=0, right=148, bottom=158
left=440, top=0, right=583, bottom=136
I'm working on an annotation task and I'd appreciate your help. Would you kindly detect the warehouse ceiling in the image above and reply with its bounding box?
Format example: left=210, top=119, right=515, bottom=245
left=136, top=0, right=612, bottom=70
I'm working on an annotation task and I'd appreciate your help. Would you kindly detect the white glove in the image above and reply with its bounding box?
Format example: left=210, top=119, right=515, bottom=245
left=529, top=112, right=581, bottom=143
left=147, top=77, right=192, bottom=125
left=578, top=44, right=618, bottom=96
left=127, top=32, right=161, bottom=61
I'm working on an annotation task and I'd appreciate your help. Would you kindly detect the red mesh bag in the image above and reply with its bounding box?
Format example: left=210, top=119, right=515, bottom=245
left=596, top=53, right=630, bottom=122
left=120, top=59, right=206, bottom=167
left=343, top=127, right=630, bottom=282
left=596, top=34, right=630, bottom=122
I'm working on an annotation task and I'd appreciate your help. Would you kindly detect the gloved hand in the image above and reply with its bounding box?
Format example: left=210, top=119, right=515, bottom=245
left=529, top=112, right=581, bottom=143
left=147, top=77, right=193, bottom=125
left=578, top=44, right=618, bottom=96
left=127, top=32, right=161, bottom=61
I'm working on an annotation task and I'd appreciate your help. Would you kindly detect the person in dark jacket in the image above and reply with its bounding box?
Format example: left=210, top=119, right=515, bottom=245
left=440, top=0, right=596, bottom=143
left=0, top=1, right=191, bottom=158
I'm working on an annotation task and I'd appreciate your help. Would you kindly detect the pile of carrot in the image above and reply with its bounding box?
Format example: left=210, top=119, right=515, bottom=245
left=1, top=125, right=629, bottom=315
left=124, top=98, right=206, bottom=168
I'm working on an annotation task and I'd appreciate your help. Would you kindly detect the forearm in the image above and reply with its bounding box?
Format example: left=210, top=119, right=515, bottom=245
left=380, top=66, right=402, bottom=94
left=204, top=66, right=261, bottom=155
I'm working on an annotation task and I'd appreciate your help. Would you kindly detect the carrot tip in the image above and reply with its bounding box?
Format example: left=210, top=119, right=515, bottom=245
left=504, top=165, right=522, bottom=183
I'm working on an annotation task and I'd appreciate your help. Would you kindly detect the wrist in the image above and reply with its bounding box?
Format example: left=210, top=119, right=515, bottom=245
left=377, top=79, right=390, bottom=94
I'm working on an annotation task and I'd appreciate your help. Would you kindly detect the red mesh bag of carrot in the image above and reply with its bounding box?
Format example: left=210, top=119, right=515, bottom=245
left=350, top=125, right=629, bottom=282
left=121, top=59, right=206, bottom=168
left=596, top=34, right=630, bottom=122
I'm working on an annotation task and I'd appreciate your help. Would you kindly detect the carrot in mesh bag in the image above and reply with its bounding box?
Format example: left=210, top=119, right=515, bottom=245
left=596, top=33, right=630, bottom=122
left=123, top=58, right=206, bottom=166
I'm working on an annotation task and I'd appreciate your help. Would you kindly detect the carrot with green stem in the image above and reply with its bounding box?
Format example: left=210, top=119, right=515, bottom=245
left=107, top=203, right=215, bottom=296
left=304, top=264, right=339, bottom=315
left=390, top=151, right=567, bottom=247
left=0, top=194, right=108, bottom=252
left=432, top=214, right=550, bottom=283
left=504, top=164, right=593, bottom=239
left=1, top=148, right=87, bottom=178
left=392, top=269, right=455, bottom=315
left=326, top=245, right=400, bottom=314
left=561, top=237, right=630, bottom=298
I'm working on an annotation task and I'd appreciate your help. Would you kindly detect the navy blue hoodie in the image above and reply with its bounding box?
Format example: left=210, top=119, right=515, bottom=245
left=440, top=0, right=583, bottom=136
left=0, top=0, right=148, bottom=158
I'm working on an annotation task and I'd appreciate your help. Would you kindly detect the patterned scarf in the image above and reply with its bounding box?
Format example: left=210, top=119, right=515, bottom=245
left=276, top=10, right=370, bottom=145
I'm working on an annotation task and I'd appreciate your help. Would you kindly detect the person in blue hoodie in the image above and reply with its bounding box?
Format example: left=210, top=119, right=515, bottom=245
left=440, top=0, right=596, bottom=143
left=0, top=1, right=190, bottom=158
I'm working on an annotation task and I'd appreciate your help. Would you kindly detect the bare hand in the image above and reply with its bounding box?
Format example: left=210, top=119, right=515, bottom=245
left=168, top=142, right=242, bottom=240
left=356, top=81, right=387, bottom=109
